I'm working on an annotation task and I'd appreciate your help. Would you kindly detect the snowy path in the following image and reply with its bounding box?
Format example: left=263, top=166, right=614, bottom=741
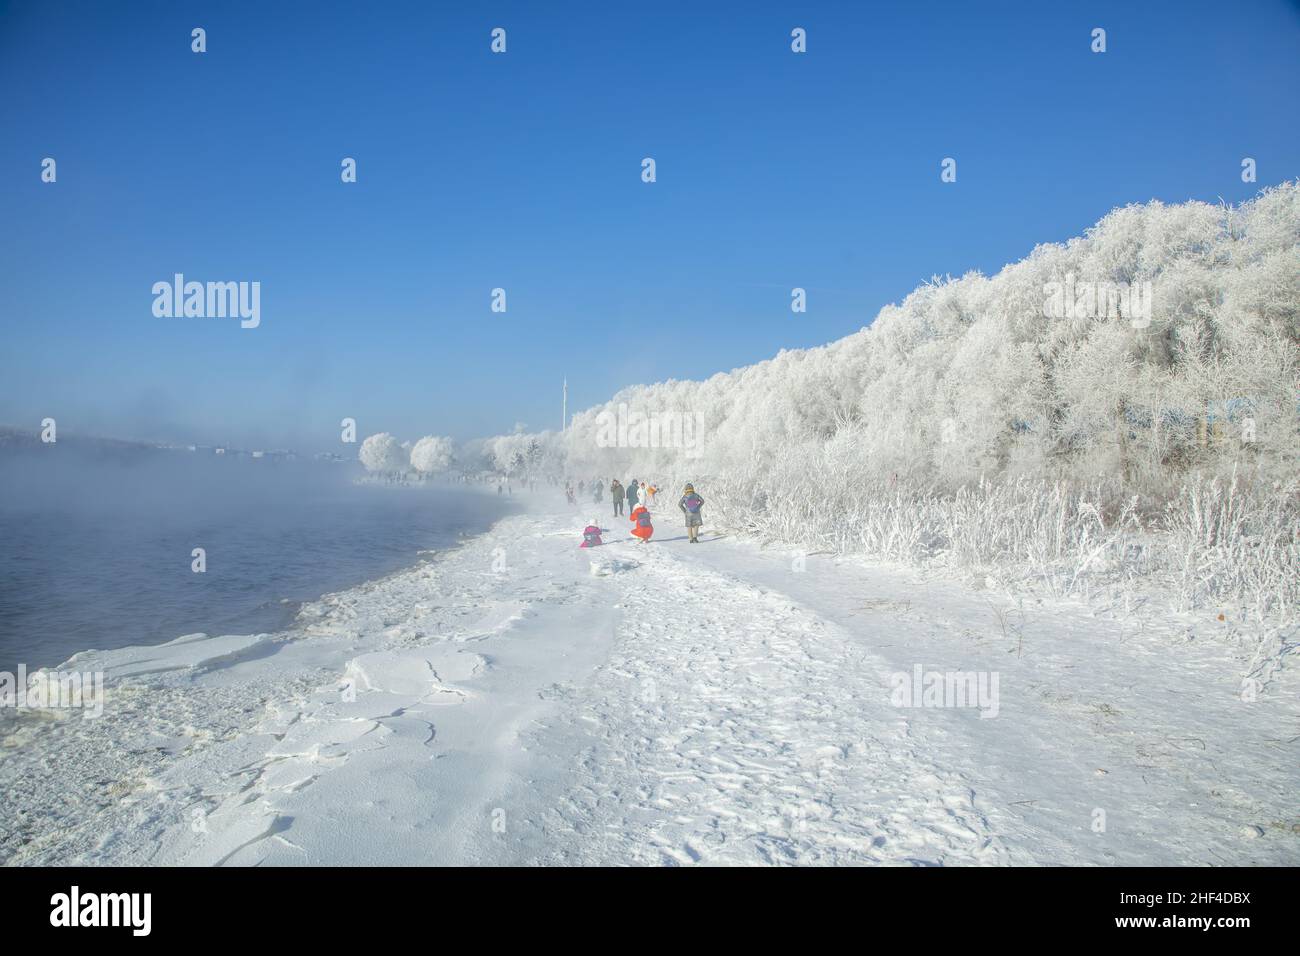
left=501, top=535, right=1020, bottom=865
left=2, top=494, right=1296, bottom=866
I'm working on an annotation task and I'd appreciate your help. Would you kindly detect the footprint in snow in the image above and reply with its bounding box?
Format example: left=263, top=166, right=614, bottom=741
left=590, top=556, right=640, bottom=576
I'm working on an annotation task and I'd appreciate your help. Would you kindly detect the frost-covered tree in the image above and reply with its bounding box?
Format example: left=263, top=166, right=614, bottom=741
left=474, top=185, right=1300, bottom=619
left=410, top=435, right=455, bottom=475
left=548, top=183, right=1299, bottom=494
left=358, top=432, right=407, bottom=474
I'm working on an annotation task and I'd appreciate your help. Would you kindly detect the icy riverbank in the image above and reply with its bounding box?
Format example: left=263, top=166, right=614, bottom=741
left=2, top=492, right=1296, bottom=865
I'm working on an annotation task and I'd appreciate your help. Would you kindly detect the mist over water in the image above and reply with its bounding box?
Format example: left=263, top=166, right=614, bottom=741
left=0, top=445, right=512, bottom=669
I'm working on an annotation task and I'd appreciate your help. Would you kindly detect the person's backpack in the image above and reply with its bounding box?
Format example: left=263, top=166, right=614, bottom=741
left=636, top=512, right=653, bottom=528
left=683, top=493, right=703, bottom=513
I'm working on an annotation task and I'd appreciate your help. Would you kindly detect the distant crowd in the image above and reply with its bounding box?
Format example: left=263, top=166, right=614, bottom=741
left=572, top=478, right=707, bottom=547
left=477, top=472, right=707, bottom=546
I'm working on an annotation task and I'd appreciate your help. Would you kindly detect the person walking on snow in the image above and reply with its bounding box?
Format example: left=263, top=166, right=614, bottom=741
left=626, top=479, right=639, bottom=513
left=610, top=479, right=625, bottom=516
left=679, top=483, right=705, bottom=543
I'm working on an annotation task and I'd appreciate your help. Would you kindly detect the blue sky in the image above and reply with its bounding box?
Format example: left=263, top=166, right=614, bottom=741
left=2, top=0, right=1297, bottom=451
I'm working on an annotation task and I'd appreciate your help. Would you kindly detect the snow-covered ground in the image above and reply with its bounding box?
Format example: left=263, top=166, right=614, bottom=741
left=2, top=490, right=1296, bottom=866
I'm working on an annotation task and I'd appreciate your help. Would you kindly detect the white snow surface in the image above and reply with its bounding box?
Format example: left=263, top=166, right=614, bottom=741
left=2, top=493, right=1296, bottom=866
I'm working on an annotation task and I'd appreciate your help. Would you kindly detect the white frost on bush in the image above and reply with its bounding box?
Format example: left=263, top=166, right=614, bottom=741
left=359, top=432, right=408, bottom=474
left=556, top=184, right=1299, bottom=489
left=476, top=185, right=1300, bottom=621
left=410, top=435, right=455, bottom=474
left=484, top=429, right=562, bottom=479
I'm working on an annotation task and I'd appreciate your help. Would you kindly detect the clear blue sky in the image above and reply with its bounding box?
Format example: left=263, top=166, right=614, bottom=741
left=2, top=0, right=1297, bottom=451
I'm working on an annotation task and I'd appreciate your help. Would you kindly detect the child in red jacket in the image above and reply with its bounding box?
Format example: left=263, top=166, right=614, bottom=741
left=629, top=504, right=654, bottom=543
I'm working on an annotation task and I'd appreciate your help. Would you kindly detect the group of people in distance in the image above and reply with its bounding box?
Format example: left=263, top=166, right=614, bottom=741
left=564, top=476, right=656, bottom=508
left=580, top=482, right=706, bottom=548
left=606, top=478, right=659, bottom=516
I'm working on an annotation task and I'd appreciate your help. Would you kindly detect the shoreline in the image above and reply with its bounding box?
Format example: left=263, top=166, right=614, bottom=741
left=0, top=500, right=532, bottom=866
left=3, top=494, right=1296, bottom=866
left=0, top=481, right=517, bottom=676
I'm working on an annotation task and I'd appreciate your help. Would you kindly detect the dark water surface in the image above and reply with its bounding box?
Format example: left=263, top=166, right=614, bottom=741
left=0, top=447, right=511, bottom=669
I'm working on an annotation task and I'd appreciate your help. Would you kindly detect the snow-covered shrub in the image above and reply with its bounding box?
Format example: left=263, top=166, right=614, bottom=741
left=410, top=435, right=454, bottom=475
left=358, top=433, right=407, bottom=475
left=480, top=185, right=1299, bottom=623
left=1163, top=474, right=1299, bottom=621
